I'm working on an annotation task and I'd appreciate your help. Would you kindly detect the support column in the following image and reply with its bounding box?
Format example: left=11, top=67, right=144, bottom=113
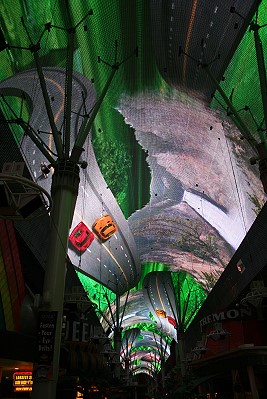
left=112, top=292, right=122, bottom=380
left=0, top=367, right=3, bottom=398
left=247, top=365, right=259, bottom=399
left=113, top=326, right=122, bottom=380
left=161, top=359, right=165, bottom=389
left=177, top=327, right=186, bottom=378
left=231, top=369, right=244, bottom=399
left=31, top=160, right=80, bottom=399
left=125, top=357, right=130, bottom=385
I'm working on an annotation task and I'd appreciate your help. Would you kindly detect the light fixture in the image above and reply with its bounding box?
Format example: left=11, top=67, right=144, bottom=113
left=192, top=340, right=207, bottom=355
left=207, top=323, right=230, bottom=341
left=240, top=280, right=267, bottom=307
left=236, top=259, right=245, bottom=274
left=183, top=353, right=194, bottom=363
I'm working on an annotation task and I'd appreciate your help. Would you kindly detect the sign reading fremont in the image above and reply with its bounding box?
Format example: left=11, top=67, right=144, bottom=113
left=200, top=306, right=252, bottom=330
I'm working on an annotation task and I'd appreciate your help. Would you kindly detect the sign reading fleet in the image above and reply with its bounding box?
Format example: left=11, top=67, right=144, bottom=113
left=64, top=322, right=104, bottom=342
left=13, top=372, right=33, bottom=392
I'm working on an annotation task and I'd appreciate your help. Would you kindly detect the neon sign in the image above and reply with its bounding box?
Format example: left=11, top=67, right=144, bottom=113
left=13, top=372, right=33, bottom=392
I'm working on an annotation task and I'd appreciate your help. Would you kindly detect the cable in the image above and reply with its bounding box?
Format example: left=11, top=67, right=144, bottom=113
left=225, top=133, right=256, bottom=270
left=225, top=132, right=248, bottom=237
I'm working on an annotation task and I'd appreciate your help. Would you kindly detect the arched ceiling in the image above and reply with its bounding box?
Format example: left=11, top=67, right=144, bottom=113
left=0, top=0, right=267, bottom=377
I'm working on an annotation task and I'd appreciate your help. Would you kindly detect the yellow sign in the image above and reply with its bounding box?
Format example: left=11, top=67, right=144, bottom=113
left=14, top=387, right=32, bottom=392
left=13, top=372, right=33, bottom=391
left=76, top=385, right=84, bottom=398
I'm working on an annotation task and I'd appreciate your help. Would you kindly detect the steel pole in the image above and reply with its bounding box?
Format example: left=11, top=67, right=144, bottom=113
left=63, top=29, right=75, bottom=157
left=252, top=24, right=267, bottom=138
left=113, top=293, right=122, bottom=380
left=33, top=51, right=64, bottom=158
left=203, top=66, right=258, bottom=151
left=70, top=66, right=117, bottom=163
left=204, top=64, right=267, bottom=193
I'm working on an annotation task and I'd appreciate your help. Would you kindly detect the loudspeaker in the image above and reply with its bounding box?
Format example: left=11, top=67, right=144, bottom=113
left=0, top=183, right=9, bottom=207
left=19, top=194, right=44, bottom=218
left=0, top=183, right=17, bottom=216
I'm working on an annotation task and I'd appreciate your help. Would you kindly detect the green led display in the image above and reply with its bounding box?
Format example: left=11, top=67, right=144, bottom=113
left=211, top=0, right=267, bottom=144
left=171, top=271, right=207, bottom=330
left=1, top=0, right=266, bottom=377
left=77, top=270, right=115, bottom=313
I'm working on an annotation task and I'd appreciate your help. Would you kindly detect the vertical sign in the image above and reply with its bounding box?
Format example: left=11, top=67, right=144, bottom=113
left=33, top=311, right=57, bottom=381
